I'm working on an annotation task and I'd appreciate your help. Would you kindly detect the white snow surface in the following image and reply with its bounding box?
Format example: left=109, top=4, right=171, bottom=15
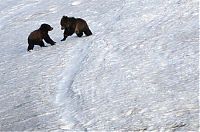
left=0, top=0, right=199, bottom=131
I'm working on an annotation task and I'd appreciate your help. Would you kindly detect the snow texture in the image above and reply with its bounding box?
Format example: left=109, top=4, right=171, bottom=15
left=0, top=0, right=199, bottom=131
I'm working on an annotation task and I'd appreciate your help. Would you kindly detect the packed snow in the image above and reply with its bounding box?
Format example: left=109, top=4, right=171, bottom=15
left=0, top=0, right=199, bottom=131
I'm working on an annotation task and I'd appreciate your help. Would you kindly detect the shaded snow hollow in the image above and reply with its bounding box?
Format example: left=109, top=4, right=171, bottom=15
left=0, top=0, right=199, bottom=131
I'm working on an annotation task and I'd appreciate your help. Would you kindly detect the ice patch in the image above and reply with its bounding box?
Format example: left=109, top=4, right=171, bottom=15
left=71, top=1, right=82, bottom=6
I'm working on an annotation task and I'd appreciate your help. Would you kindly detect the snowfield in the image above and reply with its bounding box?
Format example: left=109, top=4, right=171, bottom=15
left=0, top=0, right=199, bottom=131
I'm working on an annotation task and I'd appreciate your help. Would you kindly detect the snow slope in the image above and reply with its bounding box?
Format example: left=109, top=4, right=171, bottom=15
left=0, top=0, right=199, bottom=131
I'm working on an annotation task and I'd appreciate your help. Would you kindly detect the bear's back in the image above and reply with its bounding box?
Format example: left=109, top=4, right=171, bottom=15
left=75, top=18, right=88, bottom=31
left=28, top=30, right=44, bottom=41
left=76, top=18, right=86, bottom=23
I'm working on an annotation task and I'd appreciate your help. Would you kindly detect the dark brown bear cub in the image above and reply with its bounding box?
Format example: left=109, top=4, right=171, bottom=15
left=27, top=24, right=56, bottom=51
left=60, top=16, right=92, bottom=41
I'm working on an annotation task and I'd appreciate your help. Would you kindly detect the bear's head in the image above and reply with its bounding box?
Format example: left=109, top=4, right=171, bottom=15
left=60, top=16, right=69, bottom=30
left=39, top=24, right=53, bottom=32
left=60, top=16, right=77, bottom=30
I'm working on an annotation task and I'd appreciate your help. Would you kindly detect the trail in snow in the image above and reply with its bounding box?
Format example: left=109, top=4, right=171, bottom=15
left=56, top=37, right=94, bottom=130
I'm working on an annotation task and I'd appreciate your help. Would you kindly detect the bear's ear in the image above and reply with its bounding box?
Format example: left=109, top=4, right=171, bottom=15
left=63, top=16, right=68, bottom=18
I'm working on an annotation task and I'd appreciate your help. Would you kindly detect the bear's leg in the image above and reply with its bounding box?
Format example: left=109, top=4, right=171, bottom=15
left=61, top=35, right=67, bottom=41
left=27, top=39, right=34, bottom=51
left=76, top=32, right=83, bottom=37
left=39, top=41, right=47, bottom=47
left=61, top=29, right=69, bottom=41
left=84, top=28, right=92, bottom=36
left=27, top=44, right=34, bottom=51
left=44, top=35, right=56, bottom=45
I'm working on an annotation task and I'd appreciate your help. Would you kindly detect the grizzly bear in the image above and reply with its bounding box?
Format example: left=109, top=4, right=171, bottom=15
left=60, top=16, right=92, bottom=41
left=27, top=23, right=56, bottom=51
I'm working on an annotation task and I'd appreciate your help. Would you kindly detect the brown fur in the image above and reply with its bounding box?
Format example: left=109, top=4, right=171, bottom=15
left=27, top=24, right=56, bottom=51
left=28, top=30, right=47, bottom=41
left=60, top=16, right=92, bottom=41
